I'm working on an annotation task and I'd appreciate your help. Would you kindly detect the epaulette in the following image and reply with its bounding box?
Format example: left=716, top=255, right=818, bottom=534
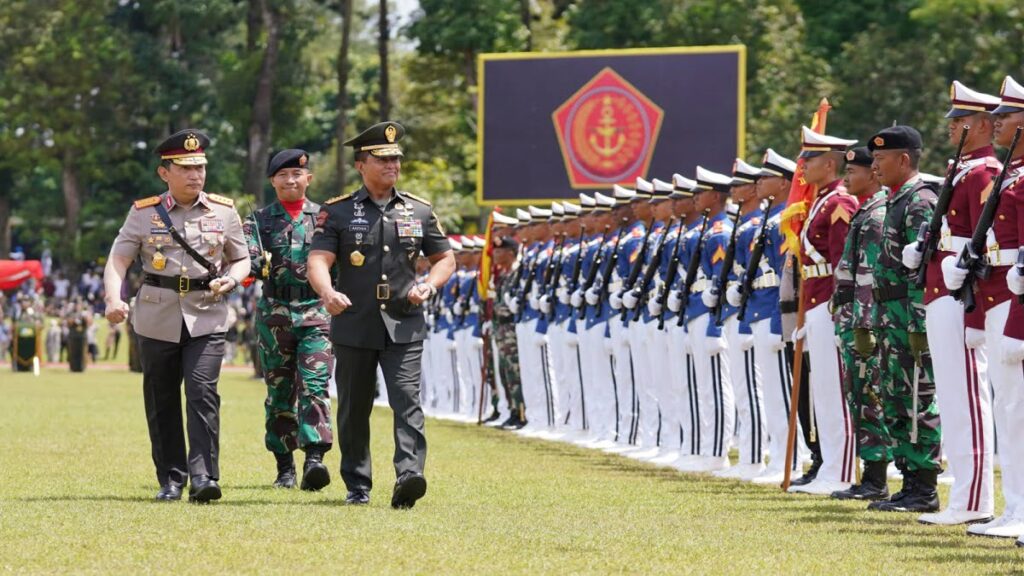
left=325, top=192, right=353, bottom=205
left=133, top=196, right=160, bottom=209
left=207, top=193, right=234, bottom=207
left=984, top=157, right=1002, bottom=171
left=402, top=192, right=432, bottom=206
left=712, top=221, right=725, bottom=233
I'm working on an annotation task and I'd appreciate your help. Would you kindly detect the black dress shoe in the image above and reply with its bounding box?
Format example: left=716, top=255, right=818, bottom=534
left=345, top=490, right=370, bottom=505
left=300, top=448, right=331, bottom=491
left=790, top=458, right=822, bottom=487
left=189, top=476, right=222, bottom=503
left=273, top=452, right=296, bottom=489
left=391, top=473, right=427, bottom=509
left=155, top=484, right=182, bottom=501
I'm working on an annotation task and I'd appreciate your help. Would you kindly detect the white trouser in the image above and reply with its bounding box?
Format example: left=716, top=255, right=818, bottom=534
left=723, top=316, right=766, bottom=465
left=646, top=320, right=677, bottom=449
left=548, top=321, right=580, bottom=429
left=666, top=321, right=695, bottom=454
left=580, top=321, right=615, bottom=440
left=427, top=330, right=453, bottom=413
left=517, top=319, right=560, bottom=428
left=981, top=300, right=1022, bottom=516
left=420, top=332, right=435, bottom=410
left=687, top=314, right=734, bottom=458
left=804, top=302, right=855, bottom=483
left=751, top=319, right=802, bottom=472
left=628, top=319, right=661, bottom=448
left=927, top=296, right=993, bottom=514
left=609, top=319, right=638, bottom=443
left=455, top=327, right=483, bottom=419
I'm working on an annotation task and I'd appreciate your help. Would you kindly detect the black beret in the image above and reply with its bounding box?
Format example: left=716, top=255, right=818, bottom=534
left=267, top=148, right=310, bottom=177
left=844, top=146, right=874, bottom=167
left=868, top=126, right=923, bottom=152
left=156, top=129, right=210, bottom=165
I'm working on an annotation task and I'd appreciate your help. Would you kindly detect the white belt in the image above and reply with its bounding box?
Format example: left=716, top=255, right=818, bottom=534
left=801, top=263, right=833, bottom=279
left=752, top=272, right=780, bottom=289
left=985, top=248, right=1018, bottom=267
left=937, top=235, right=969, bottom=253
left=690, top=279, right=708, bottom=293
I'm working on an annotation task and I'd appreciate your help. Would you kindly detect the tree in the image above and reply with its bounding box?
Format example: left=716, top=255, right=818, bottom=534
left=378, top=0, right=391, bottom=120
left=336, top=0, right=355, bottom=186
left=245, top=0, right=284, bottom=206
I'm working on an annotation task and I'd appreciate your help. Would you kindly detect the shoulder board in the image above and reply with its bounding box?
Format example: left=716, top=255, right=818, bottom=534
left=325, top=192, right=353, bottom=205
left=712, top=221, right=724, bottom=233
left=133, top=196, right=160, bottom=209
left=631, top=227, right=645, bottom=237
left=402, top=192, right=432, bottom=206
left=207, top=193, right=234, bottom=207
left=984, top=157, right=1002, bottom=171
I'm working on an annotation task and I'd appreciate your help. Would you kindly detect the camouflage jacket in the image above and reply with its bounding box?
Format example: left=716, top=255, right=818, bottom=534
left=494, top=266, right=518, bottom=327
left=244, top=198, right=329, bottom=327
left=834, top=191, right=887, bottom=332
left=871, top=177, right=937, bottom=332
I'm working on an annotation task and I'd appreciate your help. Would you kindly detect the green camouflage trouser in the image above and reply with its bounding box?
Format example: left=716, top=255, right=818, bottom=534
left=258, top=321, right=333, bottom=454
left=839, top=330, right=891, bottom=463
left=495, top=323, right=525, bottom=418
left=875, top=325, right=941, bottom=472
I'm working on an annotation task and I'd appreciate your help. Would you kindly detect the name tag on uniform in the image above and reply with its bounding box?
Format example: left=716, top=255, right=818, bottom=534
left=200, top=218, right=224, bottom=232
left=397, top=218, right=423, bottom=238
left=150, top=228, right=170, bottom=235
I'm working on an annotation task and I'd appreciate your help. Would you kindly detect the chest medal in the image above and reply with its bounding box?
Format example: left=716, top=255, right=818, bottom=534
left=152, top=249, right=167, bottom=271
left=350, top=249, right=365, bottom=267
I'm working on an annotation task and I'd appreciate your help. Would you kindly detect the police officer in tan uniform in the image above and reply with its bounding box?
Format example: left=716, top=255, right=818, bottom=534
left=103, top=129, right=250, bottom=503
left=308, top=121, right=455, bottom=509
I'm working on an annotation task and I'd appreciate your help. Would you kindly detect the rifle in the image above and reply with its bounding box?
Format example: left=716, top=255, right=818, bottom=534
left=577, top=224, right=613, bottom=319
left=1017, top=249, right=1024, bottom=305
left=737, top=197, right=776, bottom=321
left=548, top=225, right=586, bottom=321
left=950, top=125, right=1022, bottom=313
left=677, top=211, right=713, bottom=327
left=458, top=272, right=478, bottom=323
left=589, top=218, right=631, bottom=314
left=656, top=215, right=693, bottom=330
left=244, top=199, right=272, bottom=279
left=631, top=217, right=676, bottom=322
left=713, top=207, right=744, bottom=326
left=568, top=224, right=588, bottom=293
left=515, top=238, right=549, bottom=321
left=914, top=125, right=971, bottom=288
left=619, top=218, right=656, bottom=322
left=540, top=233, right=568, bottom=320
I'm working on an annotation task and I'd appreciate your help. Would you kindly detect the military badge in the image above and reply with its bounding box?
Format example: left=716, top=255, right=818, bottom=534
left=350, top=250, right=365, bottom=267
left=385, top=124, right=397, bottom=143
left=152, top=249, right=167, bottom=271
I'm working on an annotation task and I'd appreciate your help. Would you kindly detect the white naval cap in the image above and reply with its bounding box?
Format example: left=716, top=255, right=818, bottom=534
left=578, top=193, right=597, bottom=212
left=550, top=202, right=565, bottom=221
left=649, top=178, right=672, bottom=202
left=515, top=208, right=533, bottom=224
left=634, top=177, right=654, bottom=199
left=731, top=158, right=763, bottom=186
left=448, top=235, right=463, bottom=251
left=561, top=201, right=582, bottom=218
left=473, top=235, right=487, bottom=249
left=760, top=148, right=797, bottom=180
left=993, top=76, right=1024, bottom=115
left=947, top=80, right=1001, bottom=118
left=594, top=191, right=617, bottom=212
left=799, top=126, right=857, bottom=158
left=492, top=210, right=519, bottom=227
left=528, top=205, right=552, bottom=219
left=612, top=184, right=636, bottom=202
left=695, top=166, right=733, bottom=193
left=672, top=173, right=698, bottom=196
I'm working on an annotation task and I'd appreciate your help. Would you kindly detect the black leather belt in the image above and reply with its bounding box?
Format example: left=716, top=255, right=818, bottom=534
left=780, top=301, right=798, bottom=314
left=376, top=283, right=391, bottom=300
left=872, top=284, right=908, bottom=302
left=143, top=273, right=211, bottom=293
left=264, top=283, right=316, bottom=301
left=833, top=287, right=854, bottom=306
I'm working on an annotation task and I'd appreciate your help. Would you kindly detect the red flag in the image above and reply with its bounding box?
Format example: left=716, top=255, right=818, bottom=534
left=780, top=98, right=831, bottom=254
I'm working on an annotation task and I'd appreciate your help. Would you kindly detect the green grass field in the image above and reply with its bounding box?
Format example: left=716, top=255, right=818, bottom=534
left=1, top=369, right=1021, bottom=574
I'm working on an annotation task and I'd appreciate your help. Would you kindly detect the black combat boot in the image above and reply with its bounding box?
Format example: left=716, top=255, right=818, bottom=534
left=869, top=470, right=939, bottom=512
left=789, top=455, right=822, bottom=487
left=273, top=452, right=296, bottom=489
left=831, top=460, right=890, bottom=501
left=300, top=446, right=331, bottom=491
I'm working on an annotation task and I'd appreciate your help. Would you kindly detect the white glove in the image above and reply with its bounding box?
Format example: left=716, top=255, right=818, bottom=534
left=740, top=334, right=755, bottom=351
left=565, top=330, right=579, bottom=348
left=1002, top=337, right=1024, bottom=365
left=481, top=321, right=492, bottom=337
left=791, top=325, right=806, bottom=343
left=902, top=241, right=923, bottom=270
left=667, top=289, right=684, bottom=313
left=1008, top=267, right=1024, bottom=296
left=965, top=327, right=985, bottom=349
left=701, top=288, right=719, bottom=309
left=528, top=292, right=541, bottom=311
left=506, top=296, right=519, bottom=315
left=452, top=301, right=465, bottom=316
left=585, top=287, right=600, bottom=306
left=539, top=294, right=553, bottom=315
left=942, top=255, right=968, bottom=291
left=444, top=310, right=454, bottom=324
left=469, top=302, right=480, bottom=314
left=647, top=297, right=663, bottom=317
left=769, top=335, right=786, bottom=352
left=725, top=284, right=742, bottom=308
left=602, top=335, right=615, bottom=355
left=445, top=337, right=457, bottom=351
left=706, top=336, right=727, bottom=356
left=609, top=290, right=624, bottom=310
left=556, top=286, right=570, bottom=305
left=472, top=337, right=484, bottom=350
left=570, top=288, right=584, bottom=308
left=622, top=289, right=639, bottom=309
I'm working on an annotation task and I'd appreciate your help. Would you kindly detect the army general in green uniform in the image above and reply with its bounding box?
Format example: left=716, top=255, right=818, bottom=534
left=308, top=122, right=455, bottom=508
left=244, top=148, right=333, bottom=491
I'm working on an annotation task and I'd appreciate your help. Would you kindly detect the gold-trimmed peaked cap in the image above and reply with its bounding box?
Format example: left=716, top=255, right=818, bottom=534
left=344, top=121, right=405, bottom=158
left=156, top=129, right=210, bottom=166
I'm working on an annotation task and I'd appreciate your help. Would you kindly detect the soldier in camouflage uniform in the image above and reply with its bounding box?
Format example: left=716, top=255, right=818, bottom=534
left=866, top=127, right=942, bottom=513
left=244, top=149, right=333, bottom=491
left=831, top=146, right=892, bottom=501
left=491, top=222, right=527, bottom=428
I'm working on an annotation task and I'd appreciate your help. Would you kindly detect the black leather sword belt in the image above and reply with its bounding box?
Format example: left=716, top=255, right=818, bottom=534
left=144, top=273, right=212, bottom=293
